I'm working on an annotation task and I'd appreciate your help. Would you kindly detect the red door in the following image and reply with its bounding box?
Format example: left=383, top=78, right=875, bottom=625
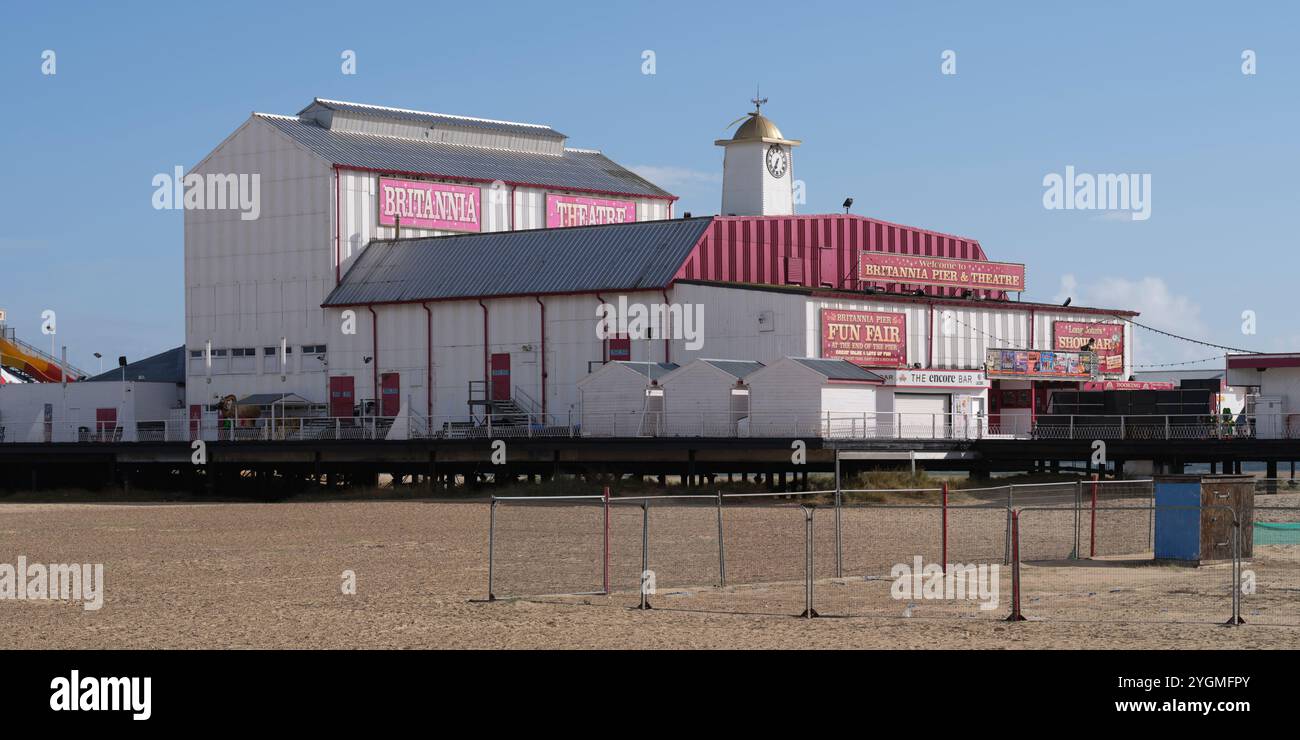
left=490, top=353, right=511, bottom=401
left=95, top=408, right=117, bottom=440
left=189, top=404, right=202, bottom=441
left=329, top=376, right=355, bottom=418
left=380, top=372, right=400, bottom=417
left=608, top=336, right=631, bottom=362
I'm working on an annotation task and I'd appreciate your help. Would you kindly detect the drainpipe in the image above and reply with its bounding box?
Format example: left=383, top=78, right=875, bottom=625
left=334, top=165, right=342, bottom=285
left=509, top=185, right=516, bottom=231
left=661, top=289, right=672, bottom=364
left=595, top=293, right=607, bottom=362
left=479, top=300, right=490, bottom=395
left=368, top=305, right=379, bottom=411
left=535, top=296, right=547, bottom=416
left=926, top=301, right=934, bottom=368
left=422, top=302, right=433, bottom=420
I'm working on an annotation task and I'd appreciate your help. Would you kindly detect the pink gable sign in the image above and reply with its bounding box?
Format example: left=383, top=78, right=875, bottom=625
left=378, top=177, right=481, bottom=233
left=546, top=194, right=637, bottom=228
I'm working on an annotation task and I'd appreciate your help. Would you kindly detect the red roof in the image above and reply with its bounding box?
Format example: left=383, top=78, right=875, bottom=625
left=672, top=214, right=999, bottom=298
left=1226, top=353, right=1300, bottom=369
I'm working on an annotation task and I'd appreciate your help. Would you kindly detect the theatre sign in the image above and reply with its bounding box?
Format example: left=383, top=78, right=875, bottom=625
left=858, top=253, right=1026, bottom=293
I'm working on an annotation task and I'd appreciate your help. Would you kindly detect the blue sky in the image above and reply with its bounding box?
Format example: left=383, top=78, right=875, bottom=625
left=2, top=1, right=1295, bottom=373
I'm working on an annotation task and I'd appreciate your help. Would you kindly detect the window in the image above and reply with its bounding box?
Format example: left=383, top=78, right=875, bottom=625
left=231, top=347, right=256, bottom=372
left=301, top=345, right=327, bottom=372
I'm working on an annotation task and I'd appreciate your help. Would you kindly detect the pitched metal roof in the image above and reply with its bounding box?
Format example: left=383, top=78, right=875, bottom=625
left=698, top=359, right=765, bottom=379
left=257, top=114, right=671, bottom=199
left=789, top=357, right=885, bottom=382
left=86, top=345, right=185, bottom=384
left=612, top=361, right=679, bottom=380
left=301, top=98, right=566, bottom=139
left=323, top=218, right=715, bottom=306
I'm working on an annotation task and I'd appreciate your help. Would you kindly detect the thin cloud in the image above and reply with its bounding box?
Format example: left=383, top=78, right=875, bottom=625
left=629, top=165, right=722, bottom=190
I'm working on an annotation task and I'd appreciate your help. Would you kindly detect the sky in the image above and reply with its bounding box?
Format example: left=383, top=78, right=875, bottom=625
left=1, top=1, right=1296, bottom=374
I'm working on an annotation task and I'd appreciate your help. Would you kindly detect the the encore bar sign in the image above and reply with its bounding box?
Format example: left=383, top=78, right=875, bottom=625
left=820, top=309, right=907, bottom=367
left=858, top=253, right=1026, bottom=292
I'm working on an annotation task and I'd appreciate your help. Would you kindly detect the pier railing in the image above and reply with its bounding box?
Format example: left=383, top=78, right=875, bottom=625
left=1, top=411, right=1295, bottom=443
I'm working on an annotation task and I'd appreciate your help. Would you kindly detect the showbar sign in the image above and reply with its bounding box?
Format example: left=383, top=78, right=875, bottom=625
left=984, top=348, right=1098, bottom=380
left=1054, top=321, right=1124, bottom=374
left=378, top=177, right=481, bottom=232
left=820, top=309, right=907, bottom=367
left=858, top=253, right=1026, bottom=292
left=546, top=194, right=637, bottom=228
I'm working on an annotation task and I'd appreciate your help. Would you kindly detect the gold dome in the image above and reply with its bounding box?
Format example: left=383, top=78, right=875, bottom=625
left=732, top=112, right=784, bottom=142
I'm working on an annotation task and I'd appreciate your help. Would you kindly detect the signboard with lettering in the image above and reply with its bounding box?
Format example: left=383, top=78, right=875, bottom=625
left=1054, top=321, right=1125, bottom=374
left=858, top=253, right=1026, bottom=292
left=984, top=348, right=1098, bottom=380
left=820, top=309, right=907, bottom=367
left=378, top=177, right=481, bottom=233
left=876, top=368, right=990, bottom=389
left=1081, top=380, right=1176, bottom=391
left=546, top=194, right=637, bottom=228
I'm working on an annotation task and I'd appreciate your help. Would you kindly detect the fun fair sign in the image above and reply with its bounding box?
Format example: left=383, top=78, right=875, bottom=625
left=378, top=177, right=481, bottom=233
left=820, top=309, right=907, bottom=367
left=858, top=253, right=1026, bottom=293
left=546, top=194, right=637, bottom=228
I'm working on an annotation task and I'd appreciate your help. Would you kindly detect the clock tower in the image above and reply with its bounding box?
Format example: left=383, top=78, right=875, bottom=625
left=715, top=95, right=801, bottom=216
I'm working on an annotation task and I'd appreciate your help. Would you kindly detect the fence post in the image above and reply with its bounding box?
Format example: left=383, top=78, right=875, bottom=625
left=1227, top=519, right=1244, bottom=626
left=1003, top=485, right=1013, bottom=565
left=1006, top=509, right=1026, bottom=622
left=1072, top=480, right=1082, bottom=559
left=487, top=498, right=498, bottom=601
left=1089, top=472, right=1099, bottom=558
left=942, top=482, right=949, bottom=574
left=602, top=486, right=610, bottom=595
left=638, top=501, right=651, bottom=610
left=716, top=490, right=726, bottom=588
left=800, top=505, right=818, bottom=618
left=834, top=449, right=843, bottom=579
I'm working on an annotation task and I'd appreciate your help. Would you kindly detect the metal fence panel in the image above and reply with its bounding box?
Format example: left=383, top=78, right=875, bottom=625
left=1015, top=505, right=1237, bottom=624
left=1242, top=506, right=1300, bottom=625
left=488, top=497, right=605, bottom=599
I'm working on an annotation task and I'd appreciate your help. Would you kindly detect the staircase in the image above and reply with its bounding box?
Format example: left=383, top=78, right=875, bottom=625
left=467, top=380, right=534, bottom=427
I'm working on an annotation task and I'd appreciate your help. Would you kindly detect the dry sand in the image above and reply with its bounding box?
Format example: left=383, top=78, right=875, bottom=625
left=0, top=496, right=1297, bottom=649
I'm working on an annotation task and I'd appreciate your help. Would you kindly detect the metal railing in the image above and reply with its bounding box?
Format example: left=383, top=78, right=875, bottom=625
left=3, top=411, right=1298, bottom=443
left=488, top=478, right=1170, bottom=611
left=482, top=482, right=1266, bottom=624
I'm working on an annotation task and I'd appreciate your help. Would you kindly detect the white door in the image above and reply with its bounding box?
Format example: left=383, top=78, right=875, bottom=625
left=894, top=393, right=951, bottom=439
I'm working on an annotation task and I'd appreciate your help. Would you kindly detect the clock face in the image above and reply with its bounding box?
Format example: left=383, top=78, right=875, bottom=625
left=765, top=144, right=788, bottom=178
